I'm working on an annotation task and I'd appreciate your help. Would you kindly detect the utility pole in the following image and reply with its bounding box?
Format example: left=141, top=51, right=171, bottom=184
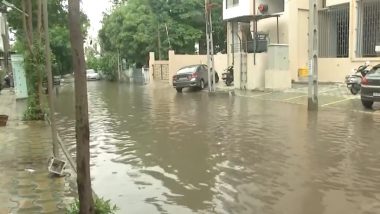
left=164, top=23, right=171, bottom=49
left=210, top=10, right=215, bottom=92
left=117, top=50, right=121, bottom=81
left=205, top=0, right=216, bottom=92
left=157, top=25, right=161, bottom=60
left=308, top=0, right=318, bottom=111
left=43, top=0, right=59, bottom=156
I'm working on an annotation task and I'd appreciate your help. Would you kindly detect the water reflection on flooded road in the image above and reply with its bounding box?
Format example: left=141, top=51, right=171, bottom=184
left=54, top=81, right=380, bottom=214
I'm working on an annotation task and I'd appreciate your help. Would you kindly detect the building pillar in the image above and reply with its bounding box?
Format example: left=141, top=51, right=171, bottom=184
left=287, top=0, right=299, bottom=81
left=349, top=0, right=358, bottom=60
left=227, top=21, right=232, bottom=66
left=149, top=52, right=155, bottom=80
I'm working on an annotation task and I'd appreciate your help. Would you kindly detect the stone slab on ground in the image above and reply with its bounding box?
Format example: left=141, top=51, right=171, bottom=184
left=0, top=90, right=76, bottom=213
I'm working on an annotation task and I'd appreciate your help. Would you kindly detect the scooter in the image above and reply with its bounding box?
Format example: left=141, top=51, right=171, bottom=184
left=345, top=63, right=371, bottom=95
left=2, top=74, right=12, bottom=88
left=222, top=66, right=234, bottom=86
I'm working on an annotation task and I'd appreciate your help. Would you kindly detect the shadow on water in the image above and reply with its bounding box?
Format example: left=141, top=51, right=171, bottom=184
left=54, top=81, right=380, bottom=214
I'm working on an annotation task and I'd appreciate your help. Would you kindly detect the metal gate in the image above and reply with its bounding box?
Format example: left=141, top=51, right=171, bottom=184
left=357, top=0, right=380, bottom=57
left=132, top=68, right=144, bottom=84
left=153, top=64, right=169, bottom=80
left=240, top=52, right=247, bottom=90
left=318, top=4, right=350, bottom=58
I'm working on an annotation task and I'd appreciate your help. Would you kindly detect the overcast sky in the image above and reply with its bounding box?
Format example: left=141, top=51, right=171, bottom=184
left=81, top=0, right=112, bottom=38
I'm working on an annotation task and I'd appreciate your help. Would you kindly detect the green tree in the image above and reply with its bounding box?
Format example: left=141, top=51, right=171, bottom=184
left=8, top=0, right=89, bottom=75
left=99, top=0, right=226, bottom=66
left=50, top=25, right=73, bottom=75
left=7, top=0, right=89, bottom=120
left=100, top=0, right=155, bottom=66
left=98, top=53, right=118, bottom=81
left=68, top=0, right=95, bottom=212
left=148, top=0, right=205, bottom=54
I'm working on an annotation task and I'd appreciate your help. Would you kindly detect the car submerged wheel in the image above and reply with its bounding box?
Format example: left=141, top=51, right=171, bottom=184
left=361, top=100, right=373, bottom=109
left=226, top=79, right=232, bottom=86
left=200, top=80, right=205, bottom=89
left=176, top=88, right=183, bottom=93
left=350, top=87, right=360, bottom=95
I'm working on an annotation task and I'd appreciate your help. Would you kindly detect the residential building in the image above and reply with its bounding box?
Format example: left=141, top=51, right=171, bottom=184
left=223, top=0, right=380, bottom=90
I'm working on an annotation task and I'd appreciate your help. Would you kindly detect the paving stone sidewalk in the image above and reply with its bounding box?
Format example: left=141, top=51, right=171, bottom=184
left=0, top=89, right=76, bottom=214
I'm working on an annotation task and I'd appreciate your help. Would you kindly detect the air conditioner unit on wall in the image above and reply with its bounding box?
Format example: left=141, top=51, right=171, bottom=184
left=256, top=0, right=285, bottom=15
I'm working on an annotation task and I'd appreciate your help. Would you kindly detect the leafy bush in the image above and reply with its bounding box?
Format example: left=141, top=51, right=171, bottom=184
left=66, top=197, right=118, bottom=214
left=23, top=41, right=46, bottom=121
left=23, top=94, right=44, bottom=120
left=98, top=53, right=119, bottom=81
left=86, top=52, right=118, bottom=81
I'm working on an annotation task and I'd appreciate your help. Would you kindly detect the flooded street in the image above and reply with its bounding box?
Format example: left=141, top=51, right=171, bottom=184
left=54, top=81, right=380, bottom=214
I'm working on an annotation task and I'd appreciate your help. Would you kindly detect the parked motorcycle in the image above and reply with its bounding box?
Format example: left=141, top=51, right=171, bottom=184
left=2, top=73, right=12, bottom=88
left=222, top=66, right=234, bottom=86
left=345, top=62, right=371, bottom=95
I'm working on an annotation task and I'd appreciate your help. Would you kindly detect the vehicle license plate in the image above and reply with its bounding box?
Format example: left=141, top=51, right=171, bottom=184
left=373, top=92, right=380, bottom=97
left=179, top=77, right=187, bottom=81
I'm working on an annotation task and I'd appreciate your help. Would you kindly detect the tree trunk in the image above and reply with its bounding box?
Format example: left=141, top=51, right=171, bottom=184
left=42, top=0, right=59, bottom=157
left=37, top=0, right=42, bottom=41
left=2, top=13, right=12, bottom=78
left=26, top=0, right=33, bottom=43
left=68, top=0, right=95, bottom=213
left=21, top=0, right=32, bottom=52
left=37, top=0, right=43, bottom=107
left=23, top=0, right=43, bottom=111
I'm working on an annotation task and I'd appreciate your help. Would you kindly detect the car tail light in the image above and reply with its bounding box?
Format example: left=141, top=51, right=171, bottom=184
left=361, top=77, right=368, bottom=85
left=172, top=75, right=177, bottom=80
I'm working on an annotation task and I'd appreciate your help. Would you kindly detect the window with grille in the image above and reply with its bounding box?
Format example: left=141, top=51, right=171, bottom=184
left=357, top=0, right=380, bottom=57
left=318, top=4, right=350, bottom=58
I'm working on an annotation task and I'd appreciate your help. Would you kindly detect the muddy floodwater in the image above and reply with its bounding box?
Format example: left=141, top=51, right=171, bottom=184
left=54, top=81, right=380, bottom=214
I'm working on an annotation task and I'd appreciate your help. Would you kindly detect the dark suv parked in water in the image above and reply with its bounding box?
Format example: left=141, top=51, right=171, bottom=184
left=361, top=64, right=380, bottom=109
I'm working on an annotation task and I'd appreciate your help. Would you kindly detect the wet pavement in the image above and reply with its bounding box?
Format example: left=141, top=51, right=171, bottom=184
left=0, top=89, right=76, bottom=213
left=51, top=80, right=380, bottom=214
left=217, top=82, right=380, bottom=113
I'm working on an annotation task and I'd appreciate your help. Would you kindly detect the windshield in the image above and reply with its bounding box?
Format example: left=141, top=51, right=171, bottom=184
left=87, top=69, right=96, bottom=74
left=176, top=66, right=197, bottom=74
left=368, top=67, right=380, bottom=75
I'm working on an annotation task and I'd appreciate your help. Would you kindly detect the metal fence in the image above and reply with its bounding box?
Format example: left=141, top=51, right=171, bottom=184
left=357, top=0, right=380, bottom=57
left=123, top=68, right=149, bottom=84
left=318, top=4, right=350, bottom=58
left=230, top=41, right=261, bottom=53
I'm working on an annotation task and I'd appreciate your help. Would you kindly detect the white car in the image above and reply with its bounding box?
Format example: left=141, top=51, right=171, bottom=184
left=86, top=69, right=100, bottom=81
